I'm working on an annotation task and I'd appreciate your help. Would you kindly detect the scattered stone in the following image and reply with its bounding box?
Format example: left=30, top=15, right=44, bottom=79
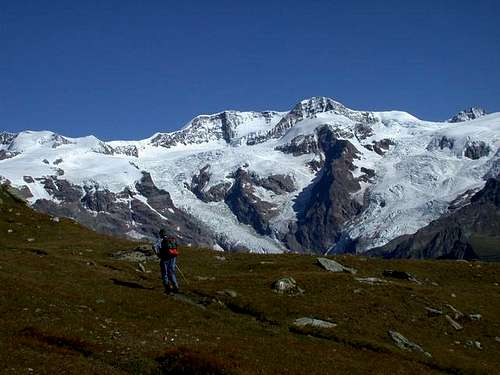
left=382, top=270, right=419, bottom=283
left=7, top=229, right=13, bottom=233
left=96, top=298, right=105, bottom=304
left=217, top=289, right=238, bottom=298
left=272, top=277, right=304, bottom=295
left=451, top=293, right=456, bottom=298
left=495, top=337, right=500, bottom=343
left=388, top=330, right=431, bottom=357
left=50, top=216, right=60, bottom=223
left=317, top=258, right=357, bottom=274
left=138, top=263, right=146, bottom=273
left=353, top=288, right=363, bottom=294
left=355, top=277, right=388, bottom=285
left=445, top=315, right=463, bottom=330
left=425, top=307, right=443, bottom=317
left=195, top=276, right=216, bottom=281
left=445, top=304, right=464, bottom=320
left=26, top=238, right=35, bottom=242
left=259, top=261, right=275, bottom=265
left=465, top=340, right=482, bottom=350
left=468, top=314, right=482, bottom=321
left=294, top=317, right=337, bottom=329
left=214, top=256, right=226, bottom=262
left=42, top=159, right=49, bottom=164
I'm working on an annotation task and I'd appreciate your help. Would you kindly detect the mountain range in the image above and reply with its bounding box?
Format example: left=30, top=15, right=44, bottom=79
left=1, top=97, right=498, bottom=258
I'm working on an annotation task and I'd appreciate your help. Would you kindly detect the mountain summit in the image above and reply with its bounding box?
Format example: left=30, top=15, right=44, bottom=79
left=1, top=97, right=499, bottom=258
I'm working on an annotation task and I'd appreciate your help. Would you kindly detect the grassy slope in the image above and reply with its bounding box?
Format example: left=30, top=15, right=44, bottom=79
left=1, top=187, right=500, bottom=374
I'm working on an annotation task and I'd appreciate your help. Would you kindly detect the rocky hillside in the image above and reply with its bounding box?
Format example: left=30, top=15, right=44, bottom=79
left=369, top=178, right=500, bottom=260
left=1, top=97, right=499, bottom=257
left=1, top=185, right=500, bottom=374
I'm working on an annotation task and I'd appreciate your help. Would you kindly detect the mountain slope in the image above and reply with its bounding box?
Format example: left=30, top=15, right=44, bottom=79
left=2, top=186, right=500, bottom=374
left=368, top=178, right=500, bottom=260
left=1, top=98, right=499, bottom=255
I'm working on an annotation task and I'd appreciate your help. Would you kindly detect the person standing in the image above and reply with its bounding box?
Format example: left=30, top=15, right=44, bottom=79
left=154, top=229, right=179, bottom=294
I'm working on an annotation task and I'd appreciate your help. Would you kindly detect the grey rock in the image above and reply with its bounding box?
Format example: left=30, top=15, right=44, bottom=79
left=137, top=263, right=146, bottom=273
left=317, top=257, right=357, bottom=274
left=272, top=277, right=304, bottom=295
left=468, top=314, right=482, bottom=321
left=445, top=315, right=463, bottom=330
left=355, top=277, right=388, bottom=285
left=382, top=270, right=419, bottom=283
left=425, top=307, right=443, bottom=317
left=465, top=340, right=482, bottom=350
left=445, top=304, right=464, bottom=320
left=214, top=256, right=226, bottom=262
left=217, top=289, right=238, bottom=298
left=294, top=317, right=337, bottom=329
left=53, top=158, right=63, bottom=165
left=388, top=330, right=430, bottom=357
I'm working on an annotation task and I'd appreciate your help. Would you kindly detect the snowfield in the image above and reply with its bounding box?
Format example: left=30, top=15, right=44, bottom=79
left=1, top=98, right=498, bottom=253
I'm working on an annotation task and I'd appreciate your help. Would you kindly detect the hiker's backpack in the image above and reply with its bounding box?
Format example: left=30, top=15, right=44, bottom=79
left=160, top=236, right=178, bottom=257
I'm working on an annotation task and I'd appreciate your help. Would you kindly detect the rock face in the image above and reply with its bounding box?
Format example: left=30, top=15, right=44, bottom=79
left=285, top=126, right=364, bottom=253
left=448, top=107, right=487, bottom=123
left=151, top=111, right=282, bottom=148
left=369, top=178, right=500, bottom=260
left=225, top=168, right=281, bottom=235
left=33, top=172, right=215, bottom=247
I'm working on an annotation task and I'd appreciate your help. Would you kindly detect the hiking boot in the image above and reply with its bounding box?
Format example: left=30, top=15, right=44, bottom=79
left=172, top=285, right=179, bottom=294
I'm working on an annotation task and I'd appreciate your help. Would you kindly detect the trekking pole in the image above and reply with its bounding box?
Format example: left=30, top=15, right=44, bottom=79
left=176, top=264, right=189, bottom=285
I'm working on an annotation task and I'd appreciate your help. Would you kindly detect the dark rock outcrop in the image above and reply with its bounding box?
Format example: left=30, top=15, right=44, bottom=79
left=464, top=141, right=490, bottom=159
left=0, top=150, right=19, bottom=160
left=32, top=173, right=215, bottom=247
left=285, top=126, right=364, bottom=253
left=369, top=178, right=500, bottom=260
left=225, top=168, right=279, bottom=235
left=448, top=107, right=487, bottom=123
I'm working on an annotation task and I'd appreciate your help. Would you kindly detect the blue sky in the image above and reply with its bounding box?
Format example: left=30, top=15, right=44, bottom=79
left=1, top=0, right=499, bottom=140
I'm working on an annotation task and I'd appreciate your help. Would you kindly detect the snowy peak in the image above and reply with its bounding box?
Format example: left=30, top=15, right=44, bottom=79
left=448, top=107, right=487, bottom=123
left=150, top=110, right=284, bottom=148
left=267, top=97, right=376, bottom=140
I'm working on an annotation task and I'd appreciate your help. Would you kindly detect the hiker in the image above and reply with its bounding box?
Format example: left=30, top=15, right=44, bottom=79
left=153, top=229, right=179, bottom=294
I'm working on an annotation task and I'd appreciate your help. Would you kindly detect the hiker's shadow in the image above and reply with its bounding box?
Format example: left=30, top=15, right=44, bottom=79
left=110, top=278, right=154, bottom=290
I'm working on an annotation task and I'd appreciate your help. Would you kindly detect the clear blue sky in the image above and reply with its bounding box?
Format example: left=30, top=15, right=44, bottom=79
left=2, top=0, right=499, bottom=140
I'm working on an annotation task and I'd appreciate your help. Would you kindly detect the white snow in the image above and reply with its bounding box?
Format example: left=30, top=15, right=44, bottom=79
left=1, top=100, right=499, bottom=253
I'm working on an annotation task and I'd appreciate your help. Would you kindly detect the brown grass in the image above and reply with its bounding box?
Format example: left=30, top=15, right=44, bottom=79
left=1, top=186, right=500, bottom=374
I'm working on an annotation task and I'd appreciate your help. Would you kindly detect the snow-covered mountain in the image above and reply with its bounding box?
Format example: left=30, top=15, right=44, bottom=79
left=1, top=97, right=499, bottom=256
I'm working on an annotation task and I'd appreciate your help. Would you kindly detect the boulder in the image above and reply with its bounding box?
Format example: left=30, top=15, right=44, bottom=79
left=317, top=258, right=357, bottom=274
left=388, top=330, right=431, bottom=357
left=272, top=277, right=304, bottom=295
left=382, top=270, right=419, bottom=283
left=294, top=317, right=337, bottom=329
